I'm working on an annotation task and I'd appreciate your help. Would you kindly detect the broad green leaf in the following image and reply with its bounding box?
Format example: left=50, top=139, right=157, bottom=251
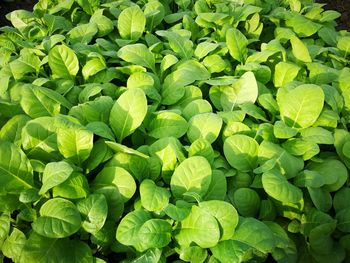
left=194, top=42, right=219, bottom=60
left=290, top=36, right=312, bottom=63
left=93, top=186, right=124, bottom=220
left=337, top=36, right=350, bottom=54
left=187, top=113, right=222, bottom=143
left=162, top=60, right=210, bottom=105
left=68, top=23, right=98, bottom=44
left=118, top=5, right=146, bottom=41
left=92, top=166, right=136, bottom=202
left=0, top=140, right=33, bottom=194
left=48, top=45, right=79, bottom=79
left=233, top=217, right=275, bottom=254
left=274, top=62, right=300, bottom=88
left=334, top=188, right=350, bottom=213
left=277, top=84, right=324, bottom=128
left=20, top=84, right=61, bottom=118
left=211, top=240, right=251, bottom=263
left=20, top=233, right=93, bottom=263
left=262, top=169, right=303, bottom=203
left=170, top=156, right=212, bottom=200
left=258, top=141, right=304, bottom=179
left=57, top=122, right=94, bottom=165
left=118, top=44, right=156, bottom=72
left=188, top=138, right=215, bottom=164
left=2, top=228, right=26, bottom=262
left=308, top=159, right=348, bottom=192
left=203, top=170, right=227, bottom=201
left=0, top=213, right=10, bottom=249
left=226, top=28, right=248, bottom=62
left=178, top=246, right=207, bottom=263
left=156, top=30, right=193, bottom=59
left=52, top=172, right=89, bottom=199
left=76, top=0, right=99, bottom=15
left=82, top=57, right=106, bottom=80
left=220, top=71, right=258, bottom=110
left=183, top=99, right=212, bottom=121
left=21, top=117, right=59, bottom=161
left=0, top=115, right=30, bottom=146
left=116, top=209, right=152, bottom=250
left=224, top=134, right=259, bottom=172
left=203, top=54, right=227, bottom=73
left=77, top=193, right=108, bottom=234
left=138, top=219, right=172, bottom=249
left=32, top=198, right=81, bottom=238
left=90, top=9, right=114, bottom=37
left=336, top=207, right=350, bottom=233
left=39, top=161, right=74, bottom=195
left=233, top=188, right=260, bottom=217
left=109, top=88, right=147, bottom=142
left=148, top=111, right=188, bottom=139
left=176, top=205, right=220, bottom=248
left=285, top=14, right=322, bottom=37
left=200, top=200, right=239, bottom=240
left=140, top=179, right=170, bottom=212
left=86, top=122, right=115, bottom=141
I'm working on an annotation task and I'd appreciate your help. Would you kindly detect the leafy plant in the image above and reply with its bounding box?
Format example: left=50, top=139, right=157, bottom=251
left=0, top=0, right=350, bottom=262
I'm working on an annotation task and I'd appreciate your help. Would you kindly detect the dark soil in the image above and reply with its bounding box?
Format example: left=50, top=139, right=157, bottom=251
left=0, top=0, right=349, bottom=30
left=0, top=0, right=35, bottom=26
left=319, top=0, right=350, bottom=30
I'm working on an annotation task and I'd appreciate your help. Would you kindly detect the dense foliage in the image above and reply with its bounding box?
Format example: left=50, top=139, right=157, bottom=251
left=0, top=0, right=350, bottom=262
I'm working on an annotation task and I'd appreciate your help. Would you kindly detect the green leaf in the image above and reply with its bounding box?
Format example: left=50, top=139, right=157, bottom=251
left=82, top=57, right=106, bottom=80
left=200, top=200, right=239, bottom=240
left=0, top=213, right=10, bottom=249
left=187, top=113, right=222, bottom=143
left=336, top=207, right=350, bottom=233
left=194, top=42, right=219, bottom=60
left=140, top=179, right=170, bottom=212
left=170, top=156, right=212, bottom=200
left=156, top=30, right=193, bottom=59
left=68, top=23, right=98, bottom=44
left=109, top=88, right=147, bottom=142
left=48, top=45, right=79, bottom=79
left=211, top=240, right=251, bottom=263
left=118, top=44, right=156, bottom=72
left=118, top=5, right=146, bottom=41
left=277, top=84, right=324, bottom=128
left=233, top=217, right=275, bottom=254
left=226, top=28, right=248, bottom=62
left=220, top=71, right=258, bottom=110
left=176, top=205, right=220, bottom=248
left=20, top=84, right=61, bottom=118
left=233, top=188, right=260, bottom=217
left=53, top=172, right=89, bottom=199
left=116, top=209, right=152, bottom=250
left=290, top=36, right=312, bottom=63
left=148, top=111, right=188, bottom=139
left=162, top=60, right=210, bottom=105
left=92, top=166, right=136, bottom=202
left=20, top=233, right=93, bottom=263
left=90, top=9, right=114, bottom=37
left=2, top=228, right=26, bottom=262
left=224, top=134, right=259, bottom=172
left=138, top=219, right=172, bottom=249
left=39, top=161, right=74, bottom=195
left=57, top=122, right=94, bottom=165
left=262, top=169, right=303, bottom=203
left=0, top=115, right=30, bottom=146
left=77, top=193, right=108, bottom=234
left=32, top=198, right=81, bottom=238
left=0, top=140, right=33, bottom=194
left=273, top=62, right=300, bottom=88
